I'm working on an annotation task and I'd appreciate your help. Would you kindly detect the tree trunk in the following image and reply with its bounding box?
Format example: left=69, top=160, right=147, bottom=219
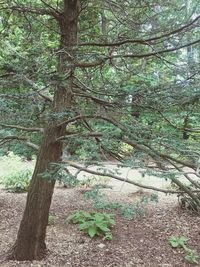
left=8, top=126, right=64, bottom=260
left=8, top=0, right=79, bottom=260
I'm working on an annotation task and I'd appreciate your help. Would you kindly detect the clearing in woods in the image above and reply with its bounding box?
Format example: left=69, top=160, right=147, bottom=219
left=0, top=157, right=199, bottom=267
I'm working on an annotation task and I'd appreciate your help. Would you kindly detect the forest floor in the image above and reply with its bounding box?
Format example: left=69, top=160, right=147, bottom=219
left=0, top=183, right=200, bottom=267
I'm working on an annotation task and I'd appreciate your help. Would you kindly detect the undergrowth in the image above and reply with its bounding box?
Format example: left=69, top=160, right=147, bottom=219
left=169, top=236, right=199, bottom=264
left=67, top=210, right=115, bottom=240
left=84, top=184, right=158, bottom=219
left=0, top=169, right=32, bottom=193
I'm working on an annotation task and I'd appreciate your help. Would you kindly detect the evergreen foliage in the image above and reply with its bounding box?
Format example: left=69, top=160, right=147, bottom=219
left=0, top=0, right=200, bottom=260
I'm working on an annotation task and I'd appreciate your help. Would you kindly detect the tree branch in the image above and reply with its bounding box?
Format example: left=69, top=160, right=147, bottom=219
left=0, top=123, right=44, bottom=133
left=57, top=115, right=105, bottom=127
left=80, top=15, right=200, bottom=47
left=0, top=73, right=15, bottom=79
left=108, top=39, right=200, bottom=59
left=0, top=136, right=39, bottom=150
left=74, top=91, right=114, bottom=106
left=75, top=39, right=200, bottom=68
left=57, top=132, right=103, bottom=141
left=40, top=0, right=60, bottom=15
left=63, top=160, right=200, bottom=194
left=37, top=91, right=53, bottom=102
left=58, top=113, right=196, bottom=170
left=3, top=4, right=60, bottom=20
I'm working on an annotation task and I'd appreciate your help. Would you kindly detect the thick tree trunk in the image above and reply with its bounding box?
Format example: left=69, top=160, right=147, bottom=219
left=8, top=126, right=64, bottom=260
left=8, top=0, right=79, bottom=260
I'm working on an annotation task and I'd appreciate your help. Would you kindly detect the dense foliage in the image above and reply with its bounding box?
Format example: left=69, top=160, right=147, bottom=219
left=0, top=0, right=200, bottom=199
left=0, top=3, right=199, bottom=159
left=0, top=0, right=200, bottom=260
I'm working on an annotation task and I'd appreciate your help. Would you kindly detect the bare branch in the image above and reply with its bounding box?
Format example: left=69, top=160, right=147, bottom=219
left=0, top=136, right=39, bottom=150
left=37, top=91, right=53, bottom=102
left=185, top=128, right=200, bottom=133
left=63, top=161, right=200, bottom=194
left=0, top=73, right=15, bottom=79
left=24, top=141, right=39, bottom=151
left=108, top=39, right=200, bottom=59
left=57, top=115, right=104, bottom=127
left=75, top=39, right=200, bottom=68
left=0, top=123, right=44, bottom=133
left=57, top=132, right=103, bottom=141
left=170, top=161, right=200, bottom=189
left=74, top=91, right=114, bottom=106
left=2, top=4, right=60, bottom=20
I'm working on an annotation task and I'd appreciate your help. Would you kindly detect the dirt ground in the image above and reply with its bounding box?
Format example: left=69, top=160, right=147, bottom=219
left=0, top=184, right=200, bottom=267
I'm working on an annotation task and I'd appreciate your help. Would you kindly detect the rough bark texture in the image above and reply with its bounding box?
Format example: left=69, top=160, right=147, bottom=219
left=8, top=0, right=79, bottom=260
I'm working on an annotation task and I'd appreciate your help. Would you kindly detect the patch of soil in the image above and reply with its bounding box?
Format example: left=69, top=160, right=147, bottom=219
left=0, top=187, right=200, bottom=267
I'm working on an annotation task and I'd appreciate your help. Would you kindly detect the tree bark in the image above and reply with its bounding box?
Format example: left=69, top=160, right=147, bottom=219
left=8, top=0, right=79, bottom=260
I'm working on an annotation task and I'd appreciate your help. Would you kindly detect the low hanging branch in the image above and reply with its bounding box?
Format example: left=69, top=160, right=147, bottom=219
left=170, top=161, right=200, bottom=190
left=58, top=113, right=197, bottom=170
left=62, top=160, right=200, bottom=195
left=0, top=135, right=39, bottom=150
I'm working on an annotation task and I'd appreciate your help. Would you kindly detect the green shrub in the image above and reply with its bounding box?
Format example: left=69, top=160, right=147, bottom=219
left=80, top=175, right=111, bottom=188
left=83, top=184, right=158, bottom=219
left=67, top=210, right=115, bottom=240
left=0, top=152, right=34, bottom=179
left=169, top=236, right=198, bottom=264
left=0, top=169, right=32, bottom=193
left=59, top=172, right=80, bottom=188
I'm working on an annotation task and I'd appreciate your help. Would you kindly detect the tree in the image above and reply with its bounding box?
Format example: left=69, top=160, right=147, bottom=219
left=0, top=0, right=200, bottom=261
left=1, top=0, right=79, bottom=260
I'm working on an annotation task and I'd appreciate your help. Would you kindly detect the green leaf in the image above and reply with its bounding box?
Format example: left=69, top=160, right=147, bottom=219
left=104, top=232, right=113, bottom=241
left=185, top=253, right=199, bottom=264
left=170, top=241, right=179, bottom=248
left=68, top=210, right=115, bottom=240
left=79, top=222, right=91, bottom=230
left=97, top=223, right=110, bottom=232
left=179, top=236, right=189, bottom=246
left=88, top=227, right=97, bottom=237
left=169, top=236, right=179, bottom=248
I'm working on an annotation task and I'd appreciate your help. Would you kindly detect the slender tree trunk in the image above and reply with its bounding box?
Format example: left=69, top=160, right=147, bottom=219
left=8, top=0, right=79, bottom=260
